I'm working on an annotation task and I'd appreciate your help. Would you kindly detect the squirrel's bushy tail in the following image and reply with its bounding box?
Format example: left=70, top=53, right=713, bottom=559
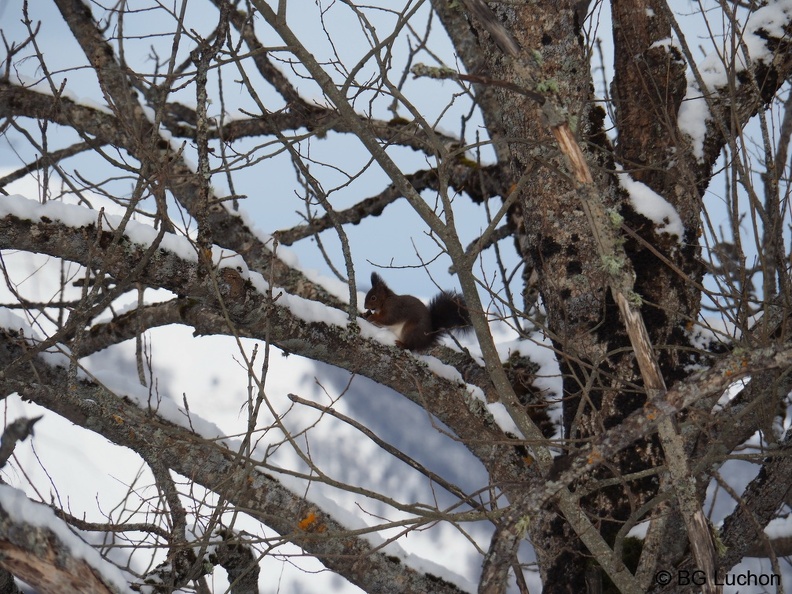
left=428, top=291, right=471, bottom=335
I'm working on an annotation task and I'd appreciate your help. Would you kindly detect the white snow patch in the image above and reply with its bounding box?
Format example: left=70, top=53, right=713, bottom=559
left=484, top=399, right=524, bottom=437
left=686, top=317, right=738, bottom=351
left=617, top=170, right=684, bottom=240
left=0, top=308, right=33, bottom=335
left=649, top=37, right=681, bottom=54
left=401, top=551, right=476, bottom=593
left=678, top=89, right=711, bottom=161
left=226, top=201, right=363, bottom=305
left=244, top=268, right=354, bottom=330
left=497, top=330, right=562, bottom=402
left=279, top=287, right=349, bottom=327
left=90, top=367, right=234, bottom=443
left=765, top=515, right=792, bottom=539
left=415, top=353, right=464, bottom=382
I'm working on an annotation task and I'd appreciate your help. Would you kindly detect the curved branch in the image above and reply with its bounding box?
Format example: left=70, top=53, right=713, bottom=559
left=542, top=343, right=792, bottom=508
left=207, top=0, right=460, bottom=153
left=660, top=2, right=792, bottom=194
left=0, top=140, right=101, bottom=192
left=0, top=206, right=522, bottom=473
left=72, top=299, right=187, bottom=357
left=274, top=164, right=507, bottom=246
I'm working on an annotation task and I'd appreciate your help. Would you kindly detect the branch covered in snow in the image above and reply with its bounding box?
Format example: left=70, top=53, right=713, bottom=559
left=0, top=485, right=133, bottom=594
left=0, top=195, right=531, bottom=455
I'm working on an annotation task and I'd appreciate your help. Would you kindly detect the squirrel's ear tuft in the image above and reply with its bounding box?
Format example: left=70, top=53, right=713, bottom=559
left=370, top=272, right=383, bottom=287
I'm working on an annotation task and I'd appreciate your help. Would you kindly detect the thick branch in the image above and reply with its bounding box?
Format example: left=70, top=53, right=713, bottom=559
left=660, top=2, right=792, bottom=194
left=213, top=529, right=260, bottom=594
left=0, top=416, right=41, bottom=469
left=72, top=300, right=186, bottom=357
left=545, top=343, right=792, bottom=494
left=0, top=485, right=128, bottom=594
left=479, top=497, right=528, bottom=594
left=0, top=208, right=524, bottom=479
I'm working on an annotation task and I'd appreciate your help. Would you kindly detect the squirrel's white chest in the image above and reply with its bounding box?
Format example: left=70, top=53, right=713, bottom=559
left=382, top=321, right=406, bottom=340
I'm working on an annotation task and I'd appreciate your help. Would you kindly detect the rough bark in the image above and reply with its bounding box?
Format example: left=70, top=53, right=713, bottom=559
left=0, top=492, right=123, bottom=594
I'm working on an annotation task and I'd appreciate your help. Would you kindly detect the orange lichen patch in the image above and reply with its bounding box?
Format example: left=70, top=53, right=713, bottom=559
left=298, top=511, right=328, bottom=533
left=112, top=415, right=124, bottom=425
left=587, top=450, right=603, bottom=465
left=643, top=404, right=658, bottom=421
left=298, top=512, right=318, bottom=531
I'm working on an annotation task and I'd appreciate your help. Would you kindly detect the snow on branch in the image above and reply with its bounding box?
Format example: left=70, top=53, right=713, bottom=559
left=0, top=194, right=526, bottom=469
left=0, top=484, right=133, bottom=594
left=676, top=0, right=792, bottom=161
left=617, top=169, right=684, bottom=240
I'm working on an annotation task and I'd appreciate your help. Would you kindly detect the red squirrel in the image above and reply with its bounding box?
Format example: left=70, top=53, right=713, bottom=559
left=363, top=272, right=471, bottom=350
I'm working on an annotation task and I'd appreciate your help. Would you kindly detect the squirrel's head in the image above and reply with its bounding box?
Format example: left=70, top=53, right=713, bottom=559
left=364, top=272, right=389, bottom=310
